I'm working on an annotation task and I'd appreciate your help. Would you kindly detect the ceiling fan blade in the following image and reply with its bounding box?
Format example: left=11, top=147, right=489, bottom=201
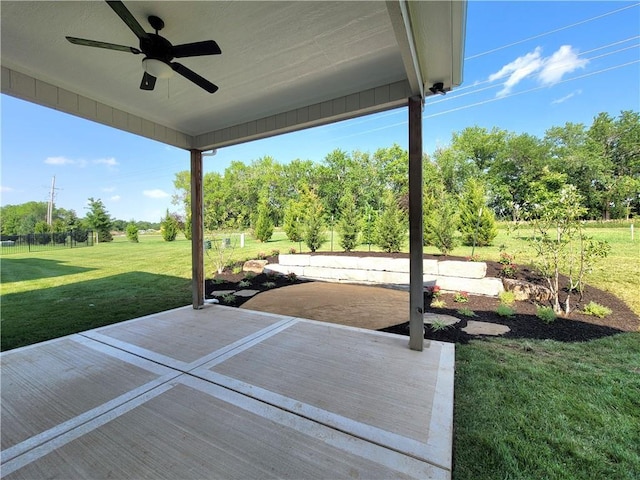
left=172, top=40, right=222, bottom=58
left=140, top=72, right=156, bottom=91
left=106, top=1, right=148, bottom=40
left=171, top=63, right=218, bottom=94
left=66, top=36, right=140, bottom=54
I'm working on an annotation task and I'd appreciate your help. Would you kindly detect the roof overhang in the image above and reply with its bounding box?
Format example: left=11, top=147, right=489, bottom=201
left=1, top=1, right=466, bottom=151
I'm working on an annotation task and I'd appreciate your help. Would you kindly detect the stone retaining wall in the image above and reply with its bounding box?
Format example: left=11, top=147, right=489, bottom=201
left=265, top=254, right=504, bottom=296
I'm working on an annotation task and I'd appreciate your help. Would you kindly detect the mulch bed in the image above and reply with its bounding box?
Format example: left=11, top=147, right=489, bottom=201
left=206, top=252, right=639, bottom=344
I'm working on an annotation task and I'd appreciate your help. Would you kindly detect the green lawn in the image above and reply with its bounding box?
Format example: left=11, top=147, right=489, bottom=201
left=1, top=227, right=639, bottom=479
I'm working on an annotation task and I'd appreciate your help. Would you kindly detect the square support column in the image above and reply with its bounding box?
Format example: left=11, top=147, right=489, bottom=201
left=408, top=96, right=424, bottom=351
left=190, top=149, right=204, bottom=309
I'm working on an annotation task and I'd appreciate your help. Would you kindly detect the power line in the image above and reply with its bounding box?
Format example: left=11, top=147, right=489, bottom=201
left=465, top=3, right=640, bottom=60
left=424, top=60, right=640, bottom=120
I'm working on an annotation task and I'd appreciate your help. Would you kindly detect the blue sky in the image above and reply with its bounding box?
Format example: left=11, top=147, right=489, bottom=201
left=1, top=1, right=639, bottom=222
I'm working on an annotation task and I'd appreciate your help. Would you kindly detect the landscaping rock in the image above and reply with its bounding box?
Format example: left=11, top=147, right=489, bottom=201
left=243, top=259, right=269, bottom=274
left=462, top=321, right=510, bottom=336
left=502, top=278, right=552, bottom=302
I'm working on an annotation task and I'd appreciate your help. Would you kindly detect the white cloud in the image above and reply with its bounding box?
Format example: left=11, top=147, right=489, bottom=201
left=539, top=45, right=588, bottom=85
left=94, top=157, right=119, bottom=167
left=551, top=89, right=582, bottom=105
left=489, top=47, right=543, bottom=97
left=102, top=186, right=117, bottom=192
left=143, top=189, right=170, bottom=199
left=0, top=185, right=14, bottom=192
left=45, top=156, right=75, bottom=165
left=110, top=195, right=121, bottom=201
left=488, top=45, right=588, bottom=97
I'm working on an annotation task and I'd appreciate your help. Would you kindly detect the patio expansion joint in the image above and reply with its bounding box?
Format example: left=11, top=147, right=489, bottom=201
left=189, top=368, right=449, bottom=472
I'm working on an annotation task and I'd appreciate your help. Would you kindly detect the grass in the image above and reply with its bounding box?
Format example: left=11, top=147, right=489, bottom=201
left=454, top=334, right=640, bottom=479
left=1, top=225, right=639, bottom=478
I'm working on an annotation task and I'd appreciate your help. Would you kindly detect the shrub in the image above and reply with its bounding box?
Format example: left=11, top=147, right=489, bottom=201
left=243, top=271, right=256, bottom=280
left=126, top=222, right=139, bottom=243
left=498, top=291, right=516, bottom=305
left=270, top=249, right=280, bottom=257
left=375, top=190, right=406, bottom=253
left=427, top=285, right=442, bottom=298
left=466, top=254, right=480, bottom=262
left=424, top=191, right=458, bottom=255
left=220, top=293, right=237, bottom=304
left=454, top=291, right=469, bottom=303
left=238, top=280, right=251, bottom=288
left=430, top=319, right=452, bottom=331
left=457, top=307, right=477, bottom=317
left=256, top=251, right=267, bottom=260
left=337, top=190, right=361, bottom=252
left=288, top=247, right=297, bottom=254
left=262, top=281, right=276, bottom=288
left=160, top=210, right=179, bottom=242
left=286, top=272, right=298, bottom=282
left=536, top=305, right=557, bottom=324
left=431, top=299, right=447, bottom=308
left=253, top=200, right=274, bottom=242
left=582, top=301, right=612, bottom=319
left=232, top=265, right=243, bottom=274
left=496, top=304, right=516, bottom=317
left=458, top=178, right=497, bottom=247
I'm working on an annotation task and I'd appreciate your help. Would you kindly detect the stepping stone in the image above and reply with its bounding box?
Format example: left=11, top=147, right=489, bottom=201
left=462, top=320, right=510, bottom=336
left=205, top=298, right=220, bottom=304
left=234, top=289, right=261, bottom=298
left=424, top=313, right=460, bottom=326
left=210, top=290, right=236, bottom=297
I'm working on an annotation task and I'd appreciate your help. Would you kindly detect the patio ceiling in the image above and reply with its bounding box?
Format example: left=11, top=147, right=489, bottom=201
left=1, top=1, right=466, bottom=151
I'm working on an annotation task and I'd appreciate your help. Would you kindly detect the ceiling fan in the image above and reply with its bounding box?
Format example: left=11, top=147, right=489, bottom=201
left=66, top=0, right=221, bottom=93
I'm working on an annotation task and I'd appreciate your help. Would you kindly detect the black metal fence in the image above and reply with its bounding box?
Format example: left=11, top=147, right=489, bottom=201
left=0, top=230, right=94, bottom=255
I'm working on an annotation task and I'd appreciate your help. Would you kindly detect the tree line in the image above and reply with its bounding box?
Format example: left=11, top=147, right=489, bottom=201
left=171, top=110, right=638, bottom=251
left=0, top=199, right=161, bottom=240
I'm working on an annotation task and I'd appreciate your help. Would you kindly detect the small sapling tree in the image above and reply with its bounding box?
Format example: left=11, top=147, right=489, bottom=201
left=126, top=222, right=139, bottom=243
left=160, top=209, right=179, bottom=242
left=424, top=190, right=459, bottom=255
left=458, top=178, right=497, bottom=247
left=253, top=198, right=274, bottom=242
left=85, top=197, right=113, bottom=242
left=337, top=190, right=360, bottom=251
left=302, top=190, right=326, bottom=252
left=375, top=190, right=406, bottom=253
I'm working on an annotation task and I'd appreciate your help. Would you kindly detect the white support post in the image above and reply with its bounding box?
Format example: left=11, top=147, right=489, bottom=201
left=408, top=96, right=424, bottom=351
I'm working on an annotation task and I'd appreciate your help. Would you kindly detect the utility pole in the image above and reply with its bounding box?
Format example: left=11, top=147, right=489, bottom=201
left=46, top=176, right=61, bottom=225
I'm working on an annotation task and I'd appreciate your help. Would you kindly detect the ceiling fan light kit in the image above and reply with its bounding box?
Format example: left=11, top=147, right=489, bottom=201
left=65, top=0, right=221, bottom=93
left=142, top=58, right=173, bottom=79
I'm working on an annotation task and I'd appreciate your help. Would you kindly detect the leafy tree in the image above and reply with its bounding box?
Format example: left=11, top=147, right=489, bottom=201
left=126, top=222, right=139, bottom=243
left=524, top=168, right=604, bottom=314
left=160, top=209, right=179, bottom=242
left=458, top=178, right=497, bottom=247
left=337, top=190, right=360, bottom=251
left=85, top=197, right=113, bottom=242
left=424, top=190, right=459, bottom=255
left=253, top=198, right=274, bottom=242
left=374, top=190, right=406, bottom=253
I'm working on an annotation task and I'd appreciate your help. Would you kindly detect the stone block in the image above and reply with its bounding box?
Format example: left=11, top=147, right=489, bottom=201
left=423, top=259, right=439, bottom=275
left=243, top=259, right=268, bottom=273
left=435, top=276, right=504, bottom=296
left=278, top=254, right=311, bottom=267
left=502, top=278, right=552, bottom=302
left=309, top=255, right=361, bottom=269
left=264, top=265, right=305, bottom=277
left=438, top=260, right=487, bottom=279
left=358, top=257, right=409, bottom=272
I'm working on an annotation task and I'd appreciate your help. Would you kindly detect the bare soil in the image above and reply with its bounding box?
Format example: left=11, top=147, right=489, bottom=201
left=205, top=252, right=639, bottom=344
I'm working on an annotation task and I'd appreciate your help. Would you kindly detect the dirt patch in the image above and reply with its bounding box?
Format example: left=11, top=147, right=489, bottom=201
left=206, top=253, right=639, bottom=343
